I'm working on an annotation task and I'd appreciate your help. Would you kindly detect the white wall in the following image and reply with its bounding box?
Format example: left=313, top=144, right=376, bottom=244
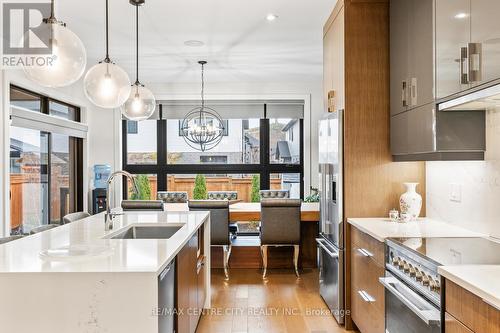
left=426, top=108, right=500, bottom=240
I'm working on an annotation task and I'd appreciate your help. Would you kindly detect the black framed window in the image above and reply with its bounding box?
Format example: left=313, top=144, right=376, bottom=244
left=9, top=85, right=83, bottom=234
left=10, top=85, right=81, bottom=121
left=122, top=103, right=304, bottom=201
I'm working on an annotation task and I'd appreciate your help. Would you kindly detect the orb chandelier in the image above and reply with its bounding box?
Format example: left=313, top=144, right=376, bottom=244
left=180, top=61, right=225, bottom=152
left=83, top=0, right=131, bottom=108
left=23, top=0, right=87, bottom=87
left=120, top=0, right=156, bottom=121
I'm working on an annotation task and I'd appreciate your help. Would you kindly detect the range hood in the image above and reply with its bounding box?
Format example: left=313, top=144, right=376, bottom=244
left=439, top=80, right=500, bottom=111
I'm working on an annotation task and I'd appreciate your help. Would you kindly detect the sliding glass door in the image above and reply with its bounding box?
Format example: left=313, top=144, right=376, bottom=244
left=9, top=85, right=83, bottom=235
left=9, top=127, right=49, bottom=234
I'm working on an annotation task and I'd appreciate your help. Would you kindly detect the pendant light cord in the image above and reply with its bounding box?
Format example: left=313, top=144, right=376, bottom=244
left=135, top=5, right=140, bottom=85
left=201, top=62, right=205, bottom=108
left=104, top=0, right=110, bottom=62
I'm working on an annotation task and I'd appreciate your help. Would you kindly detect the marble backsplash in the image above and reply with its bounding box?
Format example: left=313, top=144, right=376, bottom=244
left=426, top=108, right=500, bottom=240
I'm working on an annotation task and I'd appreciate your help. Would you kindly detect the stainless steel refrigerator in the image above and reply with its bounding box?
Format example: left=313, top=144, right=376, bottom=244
left=317, top=110, right=344, bottom=324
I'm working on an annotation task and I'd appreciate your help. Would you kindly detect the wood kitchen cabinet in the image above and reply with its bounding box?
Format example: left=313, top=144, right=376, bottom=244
left=445, top=279, right=500, bottom=333
left=323, top=0, right=425, bottom=328
left=350, top=225, right=385, bottom=333
left=176, top=231, right=205, bottom=333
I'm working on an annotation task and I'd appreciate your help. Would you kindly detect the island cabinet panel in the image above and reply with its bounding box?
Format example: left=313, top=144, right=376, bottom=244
left=176, top=232, right=202, bottom=333
left=350, top=225, right=385, bottom=333
left=445, top=313, right=474, bottom=333
left=445, top=279, right=500, bottom=333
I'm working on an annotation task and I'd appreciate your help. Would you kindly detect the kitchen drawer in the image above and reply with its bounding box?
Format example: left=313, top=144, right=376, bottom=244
left=445, top=313, right=474, bottom=333
left=446, top=280, right=500, bottom=333
left=351, top=226, right=384, bottom=267
left=351, top=243, right=385, bottom=333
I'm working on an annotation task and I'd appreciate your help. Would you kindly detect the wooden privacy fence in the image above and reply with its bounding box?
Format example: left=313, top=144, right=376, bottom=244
left=127, top=175, right=281, bottom=201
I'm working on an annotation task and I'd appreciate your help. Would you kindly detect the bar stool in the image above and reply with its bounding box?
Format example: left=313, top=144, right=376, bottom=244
left=188, top=200, right=231, bottom=278
left=260, top=198, right=301, bottom=278
left=30, top=224, right=59, bottom=234
left=157, top=191, right=188, bottom=203
left=62, top=212, right=90, bottom=224
left=0, top=235, right=24, bottom=244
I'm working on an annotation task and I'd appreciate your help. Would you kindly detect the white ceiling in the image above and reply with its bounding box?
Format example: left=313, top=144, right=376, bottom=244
left=58, top=0, right=337, bottom=84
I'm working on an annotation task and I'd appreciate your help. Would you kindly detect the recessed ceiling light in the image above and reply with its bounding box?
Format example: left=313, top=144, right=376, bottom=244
left=184, top=40, right=205, bottom=47
left=455, top=12, right=468, bottom=19
left=266, top=14, right=278, bottom=21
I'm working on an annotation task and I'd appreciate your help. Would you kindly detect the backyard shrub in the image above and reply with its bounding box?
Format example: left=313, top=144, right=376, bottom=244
left=193, top=174, right=207, bottom=200
left=130, top=174, right=151, bottom=200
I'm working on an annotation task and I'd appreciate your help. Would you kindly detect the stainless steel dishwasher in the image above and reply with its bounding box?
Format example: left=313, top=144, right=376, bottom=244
left=158, top=261, right=175, bottom=333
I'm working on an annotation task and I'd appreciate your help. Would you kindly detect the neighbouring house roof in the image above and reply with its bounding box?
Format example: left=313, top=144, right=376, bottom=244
left=275, top=141, right=291, bottom=159
left=281, top=119, right=298, bottom=132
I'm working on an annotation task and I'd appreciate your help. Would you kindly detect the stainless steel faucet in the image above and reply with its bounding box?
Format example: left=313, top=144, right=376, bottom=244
left=105, top=170, right=139, bottom=231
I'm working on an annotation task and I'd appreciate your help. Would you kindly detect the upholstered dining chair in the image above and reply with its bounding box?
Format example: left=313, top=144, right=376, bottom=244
left=0, top=235, right=24, bottom=244
left=208, top=191, right=239, bottom=239
left=157, top=191, right=188, bottom=203
left=62, top=212, right=90, bottom=225
left=29, top=224, right=59, bottom=234
left=259, top=190, right=290, bottom=199
left=121, top=200, right=165, bottom=211
left=188, top=200, right=231, bottom=279
left=207, top=191, right=238, bottom=201
left=260, top=198, right=301, bottom=278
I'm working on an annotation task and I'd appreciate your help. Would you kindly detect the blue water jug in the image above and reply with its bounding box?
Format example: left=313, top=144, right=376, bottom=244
left=93, top=165, right=111, bottom=189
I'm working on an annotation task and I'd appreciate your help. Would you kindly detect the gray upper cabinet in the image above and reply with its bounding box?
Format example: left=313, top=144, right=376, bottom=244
left=390, top=0, right=486, bottom=161
left=390, top=0, right=409, bottom=116
left=436, top=0, right=471, bottom=99
left=471, top=0, right=500, bottom=86
left=390, top=0, right=434, bottom=116
left=408, top=0, right=435, bottom=108
left=436, top=0, right=500, bottom=99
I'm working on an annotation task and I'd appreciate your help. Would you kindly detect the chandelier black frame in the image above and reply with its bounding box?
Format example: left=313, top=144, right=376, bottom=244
left=180, top=61, right=225, bottom=152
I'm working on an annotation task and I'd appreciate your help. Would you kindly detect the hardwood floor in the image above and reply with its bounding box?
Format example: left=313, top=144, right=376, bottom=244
left=196, top=268, right=353, bottom=333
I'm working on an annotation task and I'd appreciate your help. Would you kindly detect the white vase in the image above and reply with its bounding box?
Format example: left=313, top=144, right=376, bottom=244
left=399, top=182, right=422, bottom=221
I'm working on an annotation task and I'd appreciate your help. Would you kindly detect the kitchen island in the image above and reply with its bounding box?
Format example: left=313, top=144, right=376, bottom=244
left=0, top=211, right=211, bottom=333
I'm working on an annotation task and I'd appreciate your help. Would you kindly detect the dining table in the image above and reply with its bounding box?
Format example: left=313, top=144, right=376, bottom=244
left=164, top=202, right=320, bottom=222
left=164, top=201, right=321, bottom=269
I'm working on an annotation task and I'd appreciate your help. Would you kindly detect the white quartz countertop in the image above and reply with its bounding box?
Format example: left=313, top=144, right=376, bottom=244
left=0, top=211, right=209, bottom=274
left=439, top=265, right=500, bottom=310
left=347, top=217, right=484, bottom=242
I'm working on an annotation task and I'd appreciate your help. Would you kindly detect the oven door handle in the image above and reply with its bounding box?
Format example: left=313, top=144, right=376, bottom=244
left=379, top=276, right=440, bottom=325
left=316, top=238, right=339, bottom=258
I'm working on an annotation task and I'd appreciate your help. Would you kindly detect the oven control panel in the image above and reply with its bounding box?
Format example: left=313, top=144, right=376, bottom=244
left=386, top=247, right=441, bottom=304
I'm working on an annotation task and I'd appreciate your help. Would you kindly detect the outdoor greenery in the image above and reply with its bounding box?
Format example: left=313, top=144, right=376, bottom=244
left=304, top=187, right=320, bottom=203
left=193, top=174, right=207, bottom=199
left=130, top=174, right=152, bottom=200
left=250, top=175, right=260, bottom=202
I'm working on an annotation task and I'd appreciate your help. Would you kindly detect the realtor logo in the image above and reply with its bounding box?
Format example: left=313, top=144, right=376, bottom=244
left=2, top=2, right=54, bottom=68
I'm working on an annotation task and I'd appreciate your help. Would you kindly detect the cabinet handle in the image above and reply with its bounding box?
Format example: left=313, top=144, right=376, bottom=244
left=357, top=248, right=373, bottom=257
left=410, top=78, right=417, bottom=107
left=402, top=80, right=408, bottom=107
left=468, top=42, right=482, bottom=83
left=460, top=47, right=469, bottom=84
left=357, top=290, right=375, bottom=303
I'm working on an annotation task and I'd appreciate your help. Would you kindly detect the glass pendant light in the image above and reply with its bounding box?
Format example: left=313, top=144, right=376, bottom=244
left=121, top=0, right=156, bottom=121
left=180, top=61, right=225, bottom=151
left=84, top=0, right=131, bottom=108
left=23, top=0, right=87, bottom=88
